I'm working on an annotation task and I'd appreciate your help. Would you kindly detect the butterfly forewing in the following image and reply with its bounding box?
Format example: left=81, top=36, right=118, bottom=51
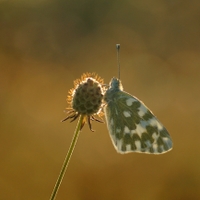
left=104, top=78, right=173, bottom=154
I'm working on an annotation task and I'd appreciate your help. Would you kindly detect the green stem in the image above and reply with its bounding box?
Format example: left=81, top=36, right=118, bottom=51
left=50, top=115, right=84, bottom=200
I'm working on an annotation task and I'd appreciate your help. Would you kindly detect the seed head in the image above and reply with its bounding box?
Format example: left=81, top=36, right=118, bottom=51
left=62, top=73, right=105, bottom=131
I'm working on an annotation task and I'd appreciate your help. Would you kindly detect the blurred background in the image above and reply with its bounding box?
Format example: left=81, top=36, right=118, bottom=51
left=1, top=0, right=200, bottom=199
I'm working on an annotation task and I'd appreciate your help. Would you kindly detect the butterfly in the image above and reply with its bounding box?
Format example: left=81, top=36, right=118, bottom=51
left=103, top=77, right=173, bottom=154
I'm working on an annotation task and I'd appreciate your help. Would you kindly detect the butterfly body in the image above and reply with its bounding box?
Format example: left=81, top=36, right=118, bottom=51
left=104, top=78, right=173, bottom=154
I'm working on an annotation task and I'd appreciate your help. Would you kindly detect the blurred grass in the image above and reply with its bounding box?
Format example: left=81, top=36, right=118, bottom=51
left=1, top=0, right=200, bottom=199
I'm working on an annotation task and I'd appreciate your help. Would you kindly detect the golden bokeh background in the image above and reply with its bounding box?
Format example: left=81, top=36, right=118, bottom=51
left=1, top=1, right=200, bottom=199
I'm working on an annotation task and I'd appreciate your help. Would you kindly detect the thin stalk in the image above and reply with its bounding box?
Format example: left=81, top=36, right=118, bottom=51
left=50, top=115, right=84, bottom=200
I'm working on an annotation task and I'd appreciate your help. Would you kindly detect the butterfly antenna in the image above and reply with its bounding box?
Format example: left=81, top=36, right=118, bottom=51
left=116, top=44, right=121, bottom=79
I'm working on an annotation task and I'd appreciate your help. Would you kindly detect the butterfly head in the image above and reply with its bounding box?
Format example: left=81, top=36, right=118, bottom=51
left=104, top=77, right=124, bottom=104
left=109, top=77, right=123, bottom=91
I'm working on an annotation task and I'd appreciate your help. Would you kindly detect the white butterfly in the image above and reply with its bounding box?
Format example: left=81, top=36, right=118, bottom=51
left=104, top=77, right=173, bottom=154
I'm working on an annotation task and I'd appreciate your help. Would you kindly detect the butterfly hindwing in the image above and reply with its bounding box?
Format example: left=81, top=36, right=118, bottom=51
left=104, top=78, right=173, bottom=154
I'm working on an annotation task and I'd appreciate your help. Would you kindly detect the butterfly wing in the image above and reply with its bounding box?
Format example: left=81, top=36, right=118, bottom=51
left=104, top=90, right=173, bottom=154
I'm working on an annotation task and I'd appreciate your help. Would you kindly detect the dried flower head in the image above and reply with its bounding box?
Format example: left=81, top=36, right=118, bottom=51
left=62, top=73, right=105, bottom=131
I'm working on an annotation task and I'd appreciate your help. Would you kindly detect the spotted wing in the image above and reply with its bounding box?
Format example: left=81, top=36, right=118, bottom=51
left=104, top=90, right=173, bottom=154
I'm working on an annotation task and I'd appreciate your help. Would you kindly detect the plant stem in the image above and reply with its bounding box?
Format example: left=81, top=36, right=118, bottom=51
left=50, top=115, right=84, bottom=200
